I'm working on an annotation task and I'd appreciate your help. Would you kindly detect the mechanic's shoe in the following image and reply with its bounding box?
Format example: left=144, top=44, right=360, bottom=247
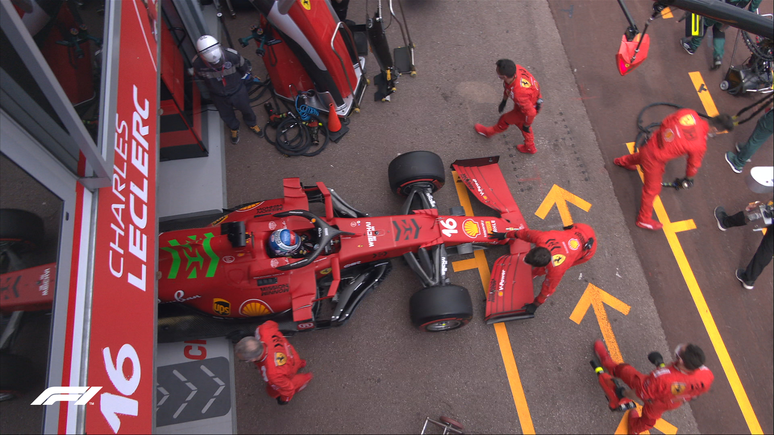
left=680, top=37, right=695, bottom=55
left=735, top=269, right=754, bottom=290
left=711, top=55, right=722, bottom=70
left=627, top=409, right=641, bottom=435
left=248, top=124, right=264, bottom=137
left=474, top=123, right=493, bottom=138
left=714, top=206, right=728, bottom=231
left=614, top=157, right=637, bottom=171
left=516, top=143, right=537, bottom=154
left=636, top=218, right=663, bottom=231
left=735, top=143, right=752, bottom=162
left=230, top=129, right=240, bottom=144
left=594, top=340, right=616, bottom=373
left=725, top=152, right=743, bottom=174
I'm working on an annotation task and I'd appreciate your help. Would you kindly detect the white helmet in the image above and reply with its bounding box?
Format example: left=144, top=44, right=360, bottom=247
left=196, top=35, right=223, bottom=64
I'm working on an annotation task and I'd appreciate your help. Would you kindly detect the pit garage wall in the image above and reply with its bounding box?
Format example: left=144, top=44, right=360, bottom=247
left=81, top=0, right=159, bottom=433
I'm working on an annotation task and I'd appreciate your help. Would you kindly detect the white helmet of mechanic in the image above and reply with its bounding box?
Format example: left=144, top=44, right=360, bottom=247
left=196, top=35, right=223, bottom=64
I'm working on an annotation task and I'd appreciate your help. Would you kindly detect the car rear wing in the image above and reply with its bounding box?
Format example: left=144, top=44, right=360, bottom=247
left=450, top=156, right=535, bottom=323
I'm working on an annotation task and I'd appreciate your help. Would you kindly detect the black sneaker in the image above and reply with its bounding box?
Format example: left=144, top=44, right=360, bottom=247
left=725, top=152, right=742, bottom=174
left=711, top=56, right=722, bottom=70
left=735, top=144, right=752, bottom=162
left=230, top=129, right=240, bottom=144
left=714, top=206, right=727, bottom=231
left=680, top=38, right=695, bottom=55
left=735, top=269, right=754, bottom=290
left=248, top=124, right=264, bottom=138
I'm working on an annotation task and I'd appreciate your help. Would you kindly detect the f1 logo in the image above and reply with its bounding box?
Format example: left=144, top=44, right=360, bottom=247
left=31, top=386, right=103, bottom=406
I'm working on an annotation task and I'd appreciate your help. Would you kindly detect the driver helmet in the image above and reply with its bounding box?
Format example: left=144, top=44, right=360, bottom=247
left=196, top=35, right=223, bottom=64
left=268, top=229, right=302, bottom=256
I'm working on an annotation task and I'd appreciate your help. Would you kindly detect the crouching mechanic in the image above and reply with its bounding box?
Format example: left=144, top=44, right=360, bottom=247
left=613, top=108, right=734, bottom=230
left=235, top=320, right=313, bottom=405
left=489, top=223, right=596, bottom=314
left=594, top=340, right=714, bottom=434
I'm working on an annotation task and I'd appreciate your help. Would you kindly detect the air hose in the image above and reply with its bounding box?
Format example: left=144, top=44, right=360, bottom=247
left=270, top=113, right=330, bottom=157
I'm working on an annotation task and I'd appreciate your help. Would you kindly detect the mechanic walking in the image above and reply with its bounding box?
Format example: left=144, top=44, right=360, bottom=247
left=725, top=105, right=773, bottom=174
left=679, top=0, right=761, bottom=70
left=192, top=35, right=262, bottom=144
left=489, top=223, right=596, bottom=314
left=235, top=320, right=313, bottom=405
left=594, top=340, right=714, bottom=435
left=714, top=201, right=773, bottom=289
left=613, top=108, right=734, bottom=230
left=475, top=59, right=543, bottom=154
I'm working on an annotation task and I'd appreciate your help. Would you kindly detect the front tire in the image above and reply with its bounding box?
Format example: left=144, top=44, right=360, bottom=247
left=409, top=285, right=472, bottom=332
left=388, top=151, right=445, bottom=196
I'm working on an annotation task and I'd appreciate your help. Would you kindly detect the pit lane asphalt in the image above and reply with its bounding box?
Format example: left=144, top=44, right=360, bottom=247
left=221, top=1, right=772, bottom=434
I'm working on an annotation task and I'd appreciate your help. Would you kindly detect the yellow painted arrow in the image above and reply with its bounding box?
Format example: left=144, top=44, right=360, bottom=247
left=535, top=184, right=591, bottom=227
left=570, top=283, right=630, bottom=364
left=614, top=406, right=678, bottom=435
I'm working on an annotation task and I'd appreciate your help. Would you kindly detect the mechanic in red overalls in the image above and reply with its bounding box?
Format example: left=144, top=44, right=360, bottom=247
left=475, top=59, right=543, bottom=154
left=235, top=320, right=313, bottom=405
left=613, top=109, right=734, bottom=230
left=490, top=223, right=596, bottom=314
left=594, top=340, right=714, bottom=434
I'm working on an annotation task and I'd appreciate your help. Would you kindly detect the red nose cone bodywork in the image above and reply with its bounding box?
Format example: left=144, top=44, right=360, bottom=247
left=617, top=34, right=650, bottom=76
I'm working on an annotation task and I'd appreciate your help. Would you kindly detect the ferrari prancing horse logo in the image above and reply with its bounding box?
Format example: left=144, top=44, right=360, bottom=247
left=301, top=0, right=311, bottom=10
left=552, top=254, right=566, bottom=267
left=275, top=352, right=287, bottom=366
left=520, top=77, right=531, bottom=88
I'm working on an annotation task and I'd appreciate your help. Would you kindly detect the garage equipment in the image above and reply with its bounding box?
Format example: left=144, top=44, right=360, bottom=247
left=720, top=23, right=773, bottom=96
left=420, top=416, right=464, bottom=434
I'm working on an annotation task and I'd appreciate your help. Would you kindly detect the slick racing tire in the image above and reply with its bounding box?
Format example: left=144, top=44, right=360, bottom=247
left=0, top=353, right=33, bottom=400
left=409, top=285, right=472, bottom=332
left=388, top=151, right=445, bottom=196
left=0, top=209, right=45, bottom=250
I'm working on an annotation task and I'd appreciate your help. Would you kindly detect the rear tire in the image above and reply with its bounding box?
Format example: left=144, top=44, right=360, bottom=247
left=0, top=209, right=45, bottom=249
left=0, top=353, right=33, bottom=397
left=409, top=285, right=472, bottom=332
left=388, top=151, right=445, bottom=196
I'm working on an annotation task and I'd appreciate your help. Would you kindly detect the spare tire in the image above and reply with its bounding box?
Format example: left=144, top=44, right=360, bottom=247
left=388, top=151, right=445, bottom=196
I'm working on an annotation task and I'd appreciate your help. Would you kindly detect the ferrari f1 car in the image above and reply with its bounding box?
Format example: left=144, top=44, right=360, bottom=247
left=156, top=151, right=537, bottom=341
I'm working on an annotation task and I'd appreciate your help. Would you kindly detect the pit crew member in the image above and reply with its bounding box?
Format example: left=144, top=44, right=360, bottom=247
left=489, top=223, right=596, bottom=314
left=191, top=35, right=262, bottom=144
left=594, top=340, right=714, bottom=434
left=235, top=320, right=313, bottom=405
left=475, top=59, right=543, bottom=154
left=613, top=108, right=734, bottom=230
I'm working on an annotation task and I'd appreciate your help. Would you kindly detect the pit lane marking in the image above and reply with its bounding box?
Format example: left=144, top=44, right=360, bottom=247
left=451, top=171, right=535, bottom=435
left=625, top=142, right=763, bottom=434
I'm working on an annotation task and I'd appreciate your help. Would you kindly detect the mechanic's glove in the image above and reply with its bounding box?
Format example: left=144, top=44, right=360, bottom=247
left=535, top=98, right=543, bottom=113
left=680, top=177, right=694, bottom=189
left=277, top=397, right=290, bottom=406
left=488, top=231, right=510, bottom=240
left=648, top=351, right=666, bottom=368
left=522, top=124, right=531, bottom=133
left=523, top=303, right=538, bottom=315
left=498, top=100, right=507, bottom=114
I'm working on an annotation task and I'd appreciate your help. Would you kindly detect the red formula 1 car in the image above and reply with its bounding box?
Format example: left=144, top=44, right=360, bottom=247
left=156, top=151, right=536, bottom=341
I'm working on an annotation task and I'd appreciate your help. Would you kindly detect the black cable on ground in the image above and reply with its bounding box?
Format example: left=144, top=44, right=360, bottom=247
left=634, top=102, right=684, bottom=150
left=271, top=115, right=330, bottom=157
left=733, top=93, right=773, bottom=126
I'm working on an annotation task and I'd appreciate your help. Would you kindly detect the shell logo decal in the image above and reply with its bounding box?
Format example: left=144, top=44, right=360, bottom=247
left=679, top=114, right=696, bottom=126
left=240, top=299, right=274, bottom=316
left=568, top=238, right=580, bottom=251
left=552, top=254, right=566, bottom=267
left=463, top=219, right=481, bottom=238
left=520, top=77, right=531, bottom=88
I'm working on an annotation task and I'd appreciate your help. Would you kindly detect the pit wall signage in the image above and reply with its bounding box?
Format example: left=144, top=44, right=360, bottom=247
left=87, top=0, right=158, bottom=433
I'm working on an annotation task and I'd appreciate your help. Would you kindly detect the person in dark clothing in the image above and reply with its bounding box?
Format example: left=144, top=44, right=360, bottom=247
left=191, top=35, right=261, bottom=144
left=714, top=201, right=773, bottom=290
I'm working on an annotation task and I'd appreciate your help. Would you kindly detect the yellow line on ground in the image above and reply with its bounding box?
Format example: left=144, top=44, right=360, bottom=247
left=452, top=172, right=535, bottom=434
left=689, top=71, right=719, bottom=117
left=625, top=143, right=763, bottom=434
